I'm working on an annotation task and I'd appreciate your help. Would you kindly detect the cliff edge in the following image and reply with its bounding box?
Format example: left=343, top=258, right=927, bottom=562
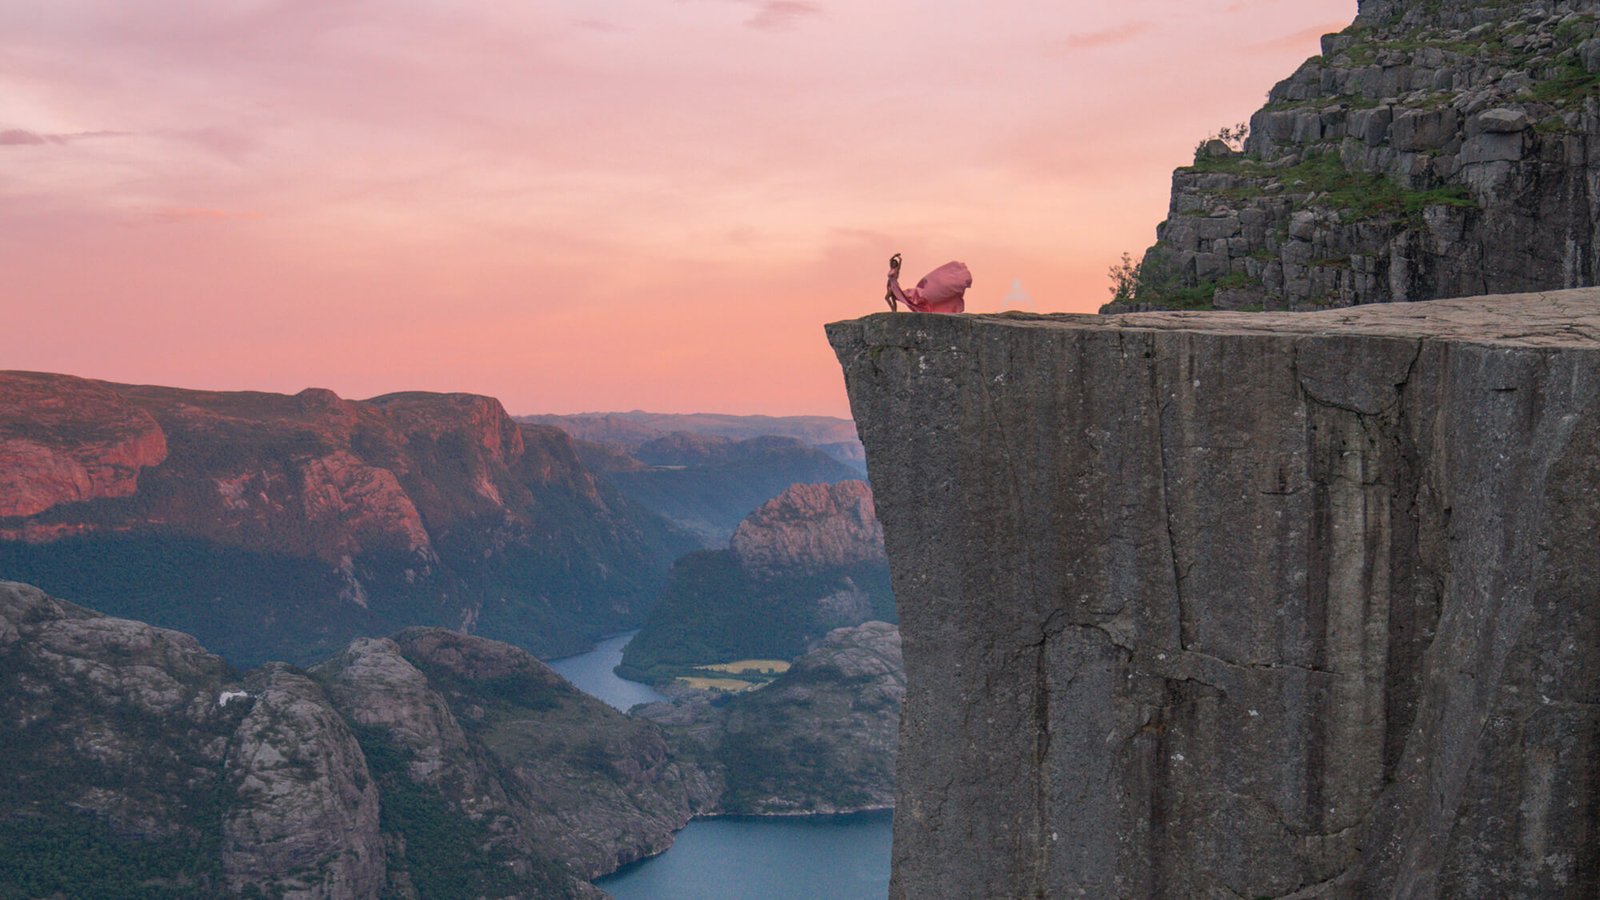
left=830, top=292, right=1600, bottom=897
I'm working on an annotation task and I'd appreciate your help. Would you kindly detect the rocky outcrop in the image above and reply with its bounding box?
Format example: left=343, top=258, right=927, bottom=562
left=620, top=482, right=894, bottom=681
left=730, top=480, right=885, bottom=576
left=222, top=666, right=385, bottom=898
left=0, top=580, right=347, bottom=896
left=0, top=371, right=167, bottom=519
left=639, top=621, right=903, bottom=815
left=0, top=371, right=694, bottom=664
left=313, top=628, right=716, bottom=896
left=0, top=580, right=715, bottom=898
left=1108, top=0, right=1600, bottom=312
left=831, top=293, right=1600, bottom=897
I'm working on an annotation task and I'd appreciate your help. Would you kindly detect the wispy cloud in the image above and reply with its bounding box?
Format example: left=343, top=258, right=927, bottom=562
left=1060, top=20, right=1155, bottom=51
left=0, top=128, right=127, bottom=147
left=744, top=1, right=823, bottom=32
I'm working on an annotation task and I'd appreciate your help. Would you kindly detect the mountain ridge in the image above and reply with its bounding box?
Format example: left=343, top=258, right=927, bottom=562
left=0, top=370, right=694, bottom=665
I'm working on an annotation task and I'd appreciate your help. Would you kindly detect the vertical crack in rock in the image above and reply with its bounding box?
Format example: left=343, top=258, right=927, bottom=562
left=1154, top=369, right=1192, bottom=654
left=1031, top=629, right=1052, bottom=899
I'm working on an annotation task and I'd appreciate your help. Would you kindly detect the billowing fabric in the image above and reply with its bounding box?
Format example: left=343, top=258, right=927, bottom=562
left=901, top=261, right=970, bottom=313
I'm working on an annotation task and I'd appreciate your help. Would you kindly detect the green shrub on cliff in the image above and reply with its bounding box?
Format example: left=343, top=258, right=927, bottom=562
left=1107, top=248, right=1218, bottom=310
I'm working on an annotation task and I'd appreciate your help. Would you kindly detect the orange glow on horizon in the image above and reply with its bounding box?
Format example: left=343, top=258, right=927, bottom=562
left=1, top=1, right=1355, bottom=417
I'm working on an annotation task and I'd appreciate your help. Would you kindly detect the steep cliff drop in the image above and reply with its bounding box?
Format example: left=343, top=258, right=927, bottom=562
left=831, top=292, right=1600, bottom=897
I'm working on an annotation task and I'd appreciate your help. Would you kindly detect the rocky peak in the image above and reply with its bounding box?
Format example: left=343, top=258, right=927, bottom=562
left=1107, top=0, right=1600, bottom=312
left=729, top=480, right=885, bottom=576
left=785, top=619, right=903, bottom=684
left=314, top=636, right=479, bottom=789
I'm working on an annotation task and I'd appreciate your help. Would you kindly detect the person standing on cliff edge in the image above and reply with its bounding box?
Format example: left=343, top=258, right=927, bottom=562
left=885, top=253, right=970, bottom=313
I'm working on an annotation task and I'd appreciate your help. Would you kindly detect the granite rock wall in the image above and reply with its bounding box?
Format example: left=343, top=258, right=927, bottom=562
left=831, top=293, right=1600, bottom=897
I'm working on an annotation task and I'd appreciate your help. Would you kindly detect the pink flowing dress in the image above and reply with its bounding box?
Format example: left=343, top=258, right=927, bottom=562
left=898, top=261, right=971, bottom=313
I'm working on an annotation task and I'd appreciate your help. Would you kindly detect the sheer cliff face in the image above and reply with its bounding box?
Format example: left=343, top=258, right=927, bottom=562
left=0, top=371, right=692, bottom=664
left=1111, top=0, right=1600, bottom=312
left=830, top=294, right=1600, bottom=898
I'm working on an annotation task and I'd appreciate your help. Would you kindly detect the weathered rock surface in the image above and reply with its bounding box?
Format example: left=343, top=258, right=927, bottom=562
left=1106, top=0, right=1600, bottom=312
left=222, top=665, right=385, bottom=898
left=639, top=621, right=903, bottom=815
left=730, top=480, right=885, bottom=576
left=0, top=580, right=715, bottom=899
left=313, top=628, right=717, bottom=897
left=0, top=371, right=694, bottom=664
left=831, top=292, right=1600, bottom=898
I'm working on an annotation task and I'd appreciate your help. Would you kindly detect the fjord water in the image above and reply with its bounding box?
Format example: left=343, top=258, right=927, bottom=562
left=597, top=810, right=893, bottom=899
left=551, top=632, right=893, bottom=898
left=546, top=631, right=669, bottom=711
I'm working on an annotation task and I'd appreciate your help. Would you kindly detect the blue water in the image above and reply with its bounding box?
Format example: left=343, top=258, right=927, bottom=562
left=551, top=633, right=894, bottom=898
left=597, top=810, right=893, bottom=900
left=546, top=631, right=669, bottom=711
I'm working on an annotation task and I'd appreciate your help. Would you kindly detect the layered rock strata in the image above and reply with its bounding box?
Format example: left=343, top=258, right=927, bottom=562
left=831, top=292, right=1600, bottom=897
left=1108, top=0, right=1600, bottom=312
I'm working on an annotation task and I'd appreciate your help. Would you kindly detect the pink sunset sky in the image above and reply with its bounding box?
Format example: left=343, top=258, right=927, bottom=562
left=3, top=0, right=1353, bottom=417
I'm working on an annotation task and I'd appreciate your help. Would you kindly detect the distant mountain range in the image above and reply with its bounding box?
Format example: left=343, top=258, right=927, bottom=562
left=0, top=379, right=902, bottom=895
left=574, top=433, right=863, bottom=546
left=0, top=371, right=695, bottom=666
left=520, top=411, right=861, bottom=451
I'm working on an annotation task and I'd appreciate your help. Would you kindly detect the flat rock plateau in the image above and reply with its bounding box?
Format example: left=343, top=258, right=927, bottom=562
left=831, top=289, right=1600, bottom=898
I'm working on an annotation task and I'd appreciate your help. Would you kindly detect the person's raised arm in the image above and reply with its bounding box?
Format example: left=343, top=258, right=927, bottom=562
left=885, top=253, right=905, bottom=311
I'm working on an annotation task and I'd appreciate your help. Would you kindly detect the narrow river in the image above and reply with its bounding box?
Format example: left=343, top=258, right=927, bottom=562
left=547, top=632, right=893, bottom=899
